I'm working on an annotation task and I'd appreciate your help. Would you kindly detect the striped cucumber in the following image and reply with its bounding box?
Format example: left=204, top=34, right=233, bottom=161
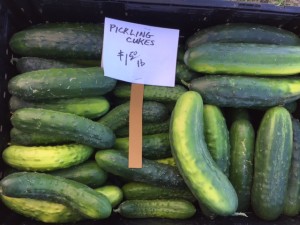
left=2, top=144, right=93, bottom=172
left=251, top=106, right=293, bottom=220
left=229, top=109, right=255, bottom=211
left=0, top=172, right=112, bottom=219
left=11, top=108, right=115, bottom=149
left=186, top=75, right=300, bottom=108
left=115, top=199, right=196, bottom=219
left=169, top=91, right=238, bottom=216
left=8, top=67, right=117, bottom=101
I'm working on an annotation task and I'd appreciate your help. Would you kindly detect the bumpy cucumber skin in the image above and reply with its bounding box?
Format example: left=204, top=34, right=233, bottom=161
left=188, top=75, right=300, bottom=108
left=175, top=61, right=198, bottom=83
left=203, top=104, right=230, bottom=176
left=2, top=144, right=93, bottom=172
left=95, top=149, right=186, bottom=189
left=283, top=118, right=300, bottom=216
left=122, top=182, right=196, bottom=202
left=9, top=96, right=110, bottom=119
left=0, top=172, right=112, bottom=219
left=11, top=108, right=115, bottom=149
left=9, top=23, right=103, bottom=60
left=95, top=185, right=123, bottom=208
left=113, top=83, right=187, bottom=102
left=169, top=91, right=238, bottom=216
left=184, top=43, right=300, bottom=76
left=116, top=199, right=196, bottom=219
left=10, top=127, right=71, bottom=146
left=114, top=133, right=171, bottom=160
left=8, top=67, right=116, bottom=101
left=16, top=57, right=82, bottom=73
left=229, top=110, right=255, bottom=211
left=186, top=23, right=300, bottom=48
left=49, top=160, right=107, bottom=188
left=251, top=106, right=293, bottom=221
left=98, top=101, right=169, bottom=131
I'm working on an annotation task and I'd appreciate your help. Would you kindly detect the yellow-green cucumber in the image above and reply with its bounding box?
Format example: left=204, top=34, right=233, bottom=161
left=114, top=133, right=171, bottom=160
left=49, top=160, right=107, bottom=188
left=251, top=106, right=293, bottom=220
left=0, top=184, right=121, bottom=223
left=229, top=108, right=255, bottom=212
left=169, top=91, right=238, bottom=216
left=122, top=182, right=196, bottom=202
left=156, top=157, right=176, bottom=167
left=11, top=108, right=115, bottom=149
left=0, top=172, right=112, bottom=219
left=283, top=117, right=300, bottom=216
left=115, top=199, right=196, bottom=219
left=2, top=144, right=93, bottom=172
left=9, top=96, right=110, bottom=119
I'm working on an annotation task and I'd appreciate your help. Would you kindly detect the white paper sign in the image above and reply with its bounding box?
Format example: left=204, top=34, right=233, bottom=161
left=102, top=18, right=179, bottom=87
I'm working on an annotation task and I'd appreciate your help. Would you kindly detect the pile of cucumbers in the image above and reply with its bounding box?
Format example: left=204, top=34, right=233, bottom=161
left=0, top=22, right=299, bottom=223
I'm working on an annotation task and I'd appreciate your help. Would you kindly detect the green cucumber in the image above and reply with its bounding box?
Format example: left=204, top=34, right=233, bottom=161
left=184, top=43, right=300, bottom=76
left=169, top=91, right=238, bottom=216
left=283, top=118, right=300, bottom=216
left=251, top=106, right=293, bottom=220
left=122, top=182, right=196, bottom=202
left=115, top=119, right=170, bottom=137
left=10, top=127, right=71, bottom=146
left=49, top=160, right=107, bottom=188
left=114, top=133, right=171, bottom=160
left=155, top=157, right=176, bottom=167
left=98, top=101, right=169, bottom=131
left=2, top=144, right=93, bottom=172
left=95, top=185, right=123, bottom=208
left=15, top=57, right=82, bottom=73
left=186, top=23, right=300, bottom=48
left=0, top=172, right=112, bottom=219
left=176, top=61, right=198, bottom=83
left=8, top=67, right=117, bottom=101
left=229, top=109, right=255, bottom=211
left=95, top=149, right=186, bottom=189
left=203, top=104, right=230, bottom=176
left=0, top=184, right=121, bottom=223
left=11, top=108, right=115, bottom=149
left=9, top=23, right=103, bottom=60
left=115, top=199, right=196, bottom=219
left=113, top=83, right=187, bottom=102
left=186, top=75, right=300, bottom=108
left=9, top=96, right=110, bottom=119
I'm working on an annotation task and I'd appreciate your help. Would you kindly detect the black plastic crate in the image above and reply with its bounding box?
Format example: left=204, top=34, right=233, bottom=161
left=0, top=0, right=300, bottom=224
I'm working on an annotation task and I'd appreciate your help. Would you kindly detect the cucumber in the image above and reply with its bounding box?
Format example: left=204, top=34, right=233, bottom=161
left=122, top=182, right=196, bottom=202
left=113, top=83, right=187, bottom=102
left=155, top=157, right=176, bottom=167
left=8, top=67, right=117, bottom=101
left=186, top=75, right=300, bottom=108
left=184, top=43, right=300, bottom=76
left=2, top=144, right=93, bottom=172
left=11, top=108, right=115, bottom=149
left=283, top=118, right=300, bottom=216
left=49, top=160, right=107, bottom=188
left=115, top=199, right=196, bottom=219
left=95, top=185, right=123, bottom=208
left=15, top=57, right=82, bottom=73
left=10, top=127, right=71, bottom=146
left=0, top=184, right=121, bottom=223
left=9, top=96, right=110, bottom=119
left=251, top=106, right=293, bottom=220
left=229, top=109, right=255, bottom=211
left=9, top=23, right=103, bottom=60
left=176, top=61, right=198, bottom=83
left=115, top=119, right=170, bottom=137
left=203, top=104, right=230, bottom=176
left=114, top=133, right=171, bottom=160
left=169, top=91, right=238, bottom=216
left=95, top=149, right=186, bottom=189
left=0, top=172, right=112, bottom=219
left=186, top=23, right=300, bottom=48
left=98, top=101, right=169, bottom=131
